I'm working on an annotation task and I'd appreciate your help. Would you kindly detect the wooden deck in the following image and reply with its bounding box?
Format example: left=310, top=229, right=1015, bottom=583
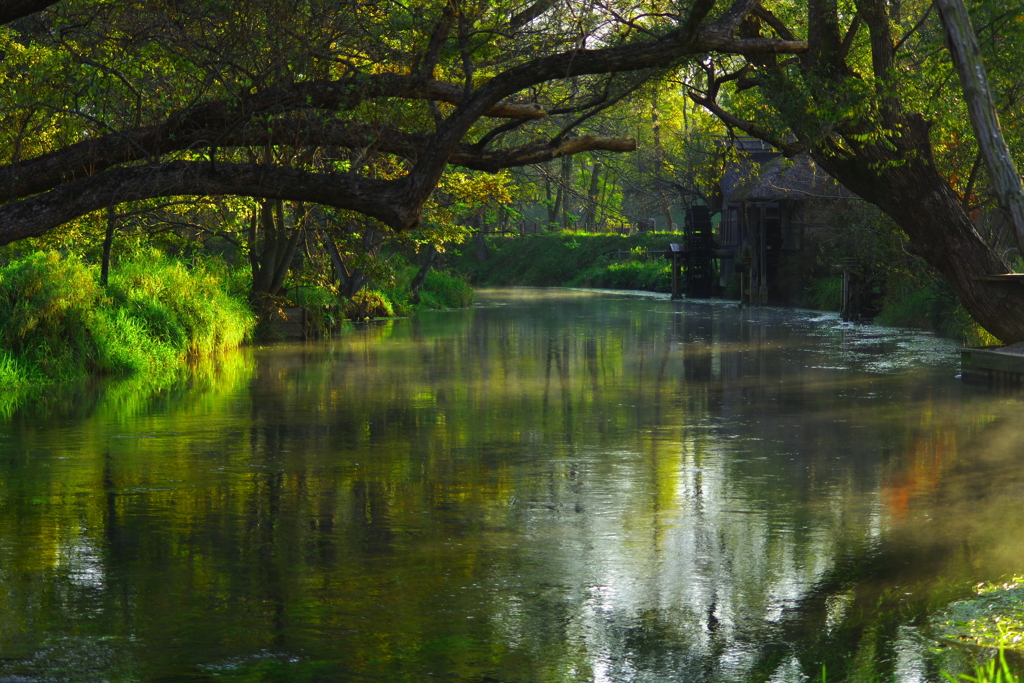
left=960, top=343, right=1024, bottom=387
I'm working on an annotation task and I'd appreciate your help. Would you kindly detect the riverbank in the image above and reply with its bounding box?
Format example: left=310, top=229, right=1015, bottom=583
left=453, top=231, right=996, bottom=344
left=0, top=250, right=254, bottom=388
left=0, top=248, right=478, bottom=390
left=454, top=231, right=676, bottom=292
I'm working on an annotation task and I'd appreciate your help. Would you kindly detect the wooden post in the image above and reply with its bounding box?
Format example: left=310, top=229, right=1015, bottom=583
left=670, top=243, right=683, bottom=300
left=101, top=204, right=115, bottom=287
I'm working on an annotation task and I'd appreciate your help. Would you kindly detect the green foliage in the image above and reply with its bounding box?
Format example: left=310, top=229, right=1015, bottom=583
left=289, top=285, right=353, bottom=337
left=875, top=277, right=997, bottom=345
left=934, top=578, right=1024, bottom=652
left=342, top=289, right=394, bottom=321
left=0, top=250, right=254, bottom=387
left=417, top=270, right=475, bottom=309
left=569, top=259, right=672, bottom=292
left=457, top=231, right=680, bottom=289
left=806, top=276, right=842, bottom=311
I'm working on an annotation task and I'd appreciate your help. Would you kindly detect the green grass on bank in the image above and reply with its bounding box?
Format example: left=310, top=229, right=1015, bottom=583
left=455, top=231, right=679, bottom=291
left=373, top=266, right=475, bottom=317
left=0, top=250, right=255, bottom=387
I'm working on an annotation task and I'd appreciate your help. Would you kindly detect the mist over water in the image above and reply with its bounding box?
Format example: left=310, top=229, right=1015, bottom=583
left=0, top=289, right=1021, bottom=682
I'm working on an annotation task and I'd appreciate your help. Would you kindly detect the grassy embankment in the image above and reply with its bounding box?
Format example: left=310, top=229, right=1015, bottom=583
left=455, top=231, right=676, bottom=291
left=0, top=249, right=477, bottom=390
left=343, top=268, right=475, bottom=320
left=0, top=250, right=255, bottom=388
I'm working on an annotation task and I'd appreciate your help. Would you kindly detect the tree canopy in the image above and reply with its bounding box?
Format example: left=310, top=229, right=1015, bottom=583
left=0, top=0, right=803, bottom=245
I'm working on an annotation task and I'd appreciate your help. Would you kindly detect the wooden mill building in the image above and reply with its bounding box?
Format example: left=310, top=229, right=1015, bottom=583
left=714, top=138, right=851, bottom=305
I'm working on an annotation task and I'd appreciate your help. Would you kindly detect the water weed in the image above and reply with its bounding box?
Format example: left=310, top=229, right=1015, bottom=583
left=943, top=650, right=1022, bottom=683
left=932, top=579, right=1024, bottom=651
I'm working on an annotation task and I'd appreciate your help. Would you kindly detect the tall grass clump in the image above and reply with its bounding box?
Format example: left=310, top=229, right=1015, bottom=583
left=0, top=250, right=255, bottom=387
left=98, top=250, right=254, bottom=371
left=418, top=270, right=475, bottom=309
left=0, top=251, right=101, bottom=383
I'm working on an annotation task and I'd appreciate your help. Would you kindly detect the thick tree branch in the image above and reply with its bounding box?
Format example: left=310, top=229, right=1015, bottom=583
left=806, top=0, right=849, bottom=76
left=855, top=0, right=896, bottom=122
left=689, top=92, right=806, bottom=156
left=451, top=136, right=637, bottom=172
left=508, top=0, right=558, bottom=31
left=0, top=162, right=411, bottom=245
left=751, top=6, right=796, bottom=41
left=0, top=128, right=637, bottom=244
left=0, top=0, right=57, bottom=24
left=0, top=78, right=545, bottom=203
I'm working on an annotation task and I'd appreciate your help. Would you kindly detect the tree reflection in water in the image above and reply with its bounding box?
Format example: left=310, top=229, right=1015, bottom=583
left=0, top=289, right=1020, bottom=682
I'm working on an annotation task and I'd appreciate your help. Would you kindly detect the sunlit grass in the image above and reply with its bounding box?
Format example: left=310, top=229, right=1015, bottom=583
left=417, top=270, right=475, bottom=309
left=0, top=250, right=255, bottom=388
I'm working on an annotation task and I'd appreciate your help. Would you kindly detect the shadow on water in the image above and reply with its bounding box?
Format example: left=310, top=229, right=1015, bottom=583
left=3, top=290, right=1024, bottom=681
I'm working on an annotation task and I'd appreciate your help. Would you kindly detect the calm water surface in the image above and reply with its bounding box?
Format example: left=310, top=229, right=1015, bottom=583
left=1, top=289, right=1023, bottom=682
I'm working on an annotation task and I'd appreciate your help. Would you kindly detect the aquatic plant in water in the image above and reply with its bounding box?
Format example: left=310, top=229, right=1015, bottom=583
left=933, top=578, right=1024, bottom=650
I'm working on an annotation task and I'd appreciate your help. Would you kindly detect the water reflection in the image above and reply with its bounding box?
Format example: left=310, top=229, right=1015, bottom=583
left=0, top=289, right=1022, bottom=682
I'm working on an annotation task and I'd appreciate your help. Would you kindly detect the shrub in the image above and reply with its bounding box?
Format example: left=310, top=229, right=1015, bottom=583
left=289, top=285, right=352, bottom=337
left=806, top=275, right=842, bottom=311
left=418, top=270, right=475, bottom=309
left=343, top=289, right=394, bottom=320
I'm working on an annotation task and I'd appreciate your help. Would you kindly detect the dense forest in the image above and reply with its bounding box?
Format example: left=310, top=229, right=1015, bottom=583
left=1, top=0, right=1024, bottom=386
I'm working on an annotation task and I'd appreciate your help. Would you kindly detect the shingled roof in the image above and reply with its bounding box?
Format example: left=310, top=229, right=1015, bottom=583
left=724, top=154, right=851, bottom=203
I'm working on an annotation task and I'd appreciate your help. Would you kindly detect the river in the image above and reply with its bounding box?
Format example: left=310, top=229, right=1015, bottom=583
left=0, top=288, right=1022, bottom=682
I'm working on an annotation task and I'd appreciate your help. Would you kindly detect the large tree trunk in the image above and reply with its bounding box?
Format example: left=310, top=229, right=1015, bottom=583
left=935, top=0, right=1024, bottom=260
left=409, top=245, right=439, bottom=303
left=250, top=199, right=303, bottom=307
left=582, top=163, right=601, bottom=231
left=811, top=120, right=1024, bottom=343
